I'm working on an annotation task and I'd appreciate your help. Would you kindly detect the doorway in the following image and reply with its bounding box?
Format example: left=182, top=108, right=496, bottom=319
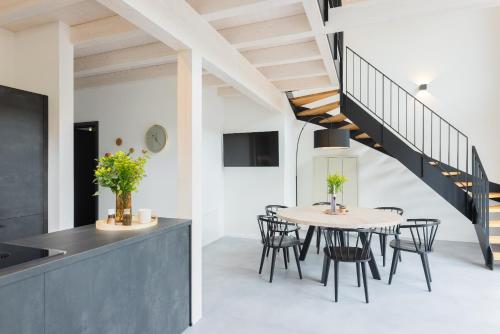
left=74, top=122, right=99, bottom=227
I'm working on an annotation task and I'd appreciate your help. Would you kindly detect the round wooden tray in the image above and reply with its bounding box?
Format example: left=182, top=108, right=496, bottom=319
left=323, top=209, right=348, bottom=216
left=96, top=216, right=158, bottom=231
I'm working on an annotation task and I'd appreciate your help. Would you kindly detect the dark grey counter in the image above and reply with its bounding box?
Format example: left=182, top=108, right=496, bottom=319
left=0, top=218, right=192, bottom=334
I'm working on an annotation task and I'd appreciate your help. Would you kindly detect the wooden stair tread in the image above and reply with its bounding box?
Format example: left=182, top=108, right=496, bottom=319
left=291, top=89, right=339, bottom=106
left=489, top=192, right=500, bottom=199
left=455, top=181, right=472, bottom=188
left=339, top=123, right=359, bottom=130
left=442, top=171, right=461, bottom=176
left=489, top=236, right=500, bottom=244
left=319, top=113, right=347, bottom=124
left=490, top=205, right=500, bottom=213
left=494, top=252, right=500, bottom=261
left=428, top=161, right=438, bottom=166
left=490, top=220, right=500, bottom=228
left=296, top=101, right=340, bottom=117
left=374, top=143, right=382, bottom=148
left=355, top=133, right=370, bottom=139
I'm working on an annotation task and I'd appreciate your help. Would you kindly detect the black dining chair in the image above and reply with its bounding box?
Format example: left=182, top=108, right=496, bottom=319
left=321, top=227, right=375, bottom=303
left=257, top=215, right=303, bottom=283
left=313, top=202, right=331, bottom=254
left=265, top=205, right=301, bottom=253
left=373, top=207, right=404, bottom=266
left=388, top=218, right=440, bottom=292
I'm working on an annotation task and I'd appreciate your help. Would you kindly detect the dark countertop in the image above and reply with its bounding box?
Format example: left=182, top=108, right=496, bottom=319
left=0, top=217, right=191, bottom=288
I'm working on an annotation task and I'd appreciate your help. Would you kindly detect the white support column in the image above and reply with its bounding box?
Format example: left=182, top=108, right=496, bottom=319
left=177, top=49, right=203, bottom=323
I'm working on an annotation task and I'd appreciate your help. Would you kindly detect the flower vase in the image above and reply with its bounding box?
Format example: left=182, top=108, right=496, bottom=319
left=116, top=192, right=132, bottom=224
left=331, top=194, right=336, bottom=213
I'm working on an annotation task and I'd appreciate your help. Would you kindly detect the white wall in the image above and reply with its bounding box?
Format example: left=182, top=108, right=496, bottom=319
left=223, top=95, right=292, bottom=239
left=0, top=23, right=74, bottom=232
left=345, top=6, right=500, bottom=182
left=75, top=76, right=224, bottom=246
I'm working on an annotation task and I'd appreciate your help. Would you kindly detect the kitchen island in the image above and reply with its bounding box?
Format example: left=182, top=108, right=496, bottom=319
left=0, top=217, right=191, bottom=334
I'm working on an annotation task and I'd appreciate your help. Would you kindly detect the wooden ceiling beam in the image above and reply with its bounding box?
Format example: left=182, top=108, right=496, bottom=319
left=187, top=0, right=302, bottom=22
left=218, top=14, right=313, bottom=50
left=242, top=41, right=321, bottom=68
left=75, top=42, right=176, bottom=78
left=0, top=0, right=84, bottom=26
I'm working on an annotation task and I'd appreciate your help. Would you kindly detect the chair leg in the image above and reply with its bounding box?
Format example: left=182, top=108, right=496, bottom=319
left=295, top=230, right=302, bottom=252
left=361, top=262, right=369, bottom=303
left=356, top=262, right=361, bottom=287
left=379, top=235, right=384, bottom=255
left=259, top=246, right=267, bottom=274
left=381, top=235, right=387, bottom=267
left=334, top=260, right=339, bottom=302
left=266, top=246, right=270, bottom=258
left=270, top=248, right=277, bottom=283
left=420, top=253, right=432, bottom=292
left=283, top=248, right=288, bottom=270
left=292, top=245, right=303, bottom=279
left=323, top=256, right=331, bottom=286
left=388, top=249, right=399, bottom=285
left=395, top=235, right=402, bottom=262
left=286, top=248, right=290, bottom=263
left=424, top=253, right=432, bottom=282
left=316, top=227, right=321, bottom=254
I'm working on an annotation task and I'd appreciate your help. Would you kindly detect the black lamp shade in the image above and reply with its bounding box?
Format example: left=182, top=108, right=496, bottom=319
left=314, top=128, right=350, bottom=149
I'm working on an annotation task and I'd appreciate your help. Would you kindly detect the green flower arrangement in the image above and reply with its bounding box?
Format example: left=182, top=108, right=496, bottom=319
left=94, top=149, right=148, bottom=195
left=327, top=174, right=347, bottom=194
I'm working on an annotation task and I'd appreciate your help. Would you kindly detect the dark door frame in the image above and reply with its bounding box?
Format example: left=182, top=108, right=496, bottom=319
left=74, top=121, right=99, bottom=226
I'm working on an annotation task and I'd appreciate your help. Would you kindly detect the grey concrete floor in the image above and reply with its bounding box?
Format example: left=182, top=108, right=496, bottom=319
left=185, top=237, right=500, bottom=334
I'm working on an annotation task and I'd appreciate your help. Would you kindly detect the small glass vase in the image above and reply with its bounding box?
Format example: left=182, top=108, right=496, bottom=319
left=331, top=194, right=336, bottom=213
left=115, top=192, right=132, bottom=224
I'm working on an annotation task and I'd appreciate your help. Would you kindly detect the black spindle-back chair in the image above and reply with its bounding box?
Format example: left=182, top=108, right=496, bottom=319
left=313, top=202, right=331, bottom=254
left=322, top=228, right=375, bottom=303
left=374, top=207, right=404, bottom=266
left=388, top=218, right=440, bottom=292
left=265, top=204, right=301, bottom=253
left=257, top=215, right=302, bottom=283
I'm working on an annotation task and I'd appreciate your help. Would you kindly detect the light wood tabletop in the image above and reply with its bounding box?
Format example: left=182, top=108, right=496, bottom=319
left=277, top=205, right=404, bottom=229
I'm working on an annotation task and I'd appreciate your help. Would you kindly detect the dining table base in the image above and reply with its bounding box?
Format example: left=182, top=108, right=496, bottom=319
left=299, top=225, right=381, bottom=280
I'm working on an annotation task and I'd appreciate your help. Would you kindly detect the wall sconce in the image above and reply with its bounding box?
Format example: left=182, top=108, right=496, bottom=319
left=418, top=84, right=428, bottom=92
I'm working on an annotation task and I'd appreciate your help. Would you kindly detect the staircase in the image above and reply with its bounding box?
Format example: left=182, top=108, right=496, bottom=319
left=286, top=0, right=500, bottom=269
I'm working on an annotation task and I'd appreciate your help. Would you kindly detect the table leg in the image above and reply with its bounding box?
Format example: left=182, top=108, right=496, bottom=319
left=299, top=225, right=316, bottom=261
left=360, top=232, right=381, bottom=280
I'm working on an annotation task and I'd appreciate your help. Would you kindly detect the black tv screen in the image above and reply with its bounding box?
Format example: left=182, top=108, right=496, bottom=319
left=223, top=131, right=279, bottom=167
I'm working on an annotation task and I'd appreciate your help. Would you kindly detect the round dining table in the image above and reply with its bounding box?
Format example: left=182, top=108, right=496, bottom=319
left=277, top=205, right=404, bottom=280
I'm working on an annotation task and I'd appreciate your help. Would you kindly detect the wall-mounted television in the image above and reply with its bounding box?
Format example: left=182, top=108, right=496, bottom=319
left=223, top=131, right=279, bottom=167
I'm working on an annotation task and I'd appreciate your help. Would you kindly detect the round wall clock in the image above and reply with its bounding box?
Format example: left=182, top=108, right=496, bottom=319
left=145, top=124, right=168, bottom=153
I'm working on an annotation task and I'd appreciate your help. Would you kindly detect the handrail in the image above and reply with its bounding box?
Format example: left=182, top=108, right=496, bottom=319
left=345, top=46, right=469, bottom=184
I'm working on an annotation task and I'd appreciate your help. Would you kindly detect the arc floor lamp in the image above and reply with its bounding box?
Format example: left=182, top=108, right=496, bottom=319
left=295, top=116, right=350, bottom=206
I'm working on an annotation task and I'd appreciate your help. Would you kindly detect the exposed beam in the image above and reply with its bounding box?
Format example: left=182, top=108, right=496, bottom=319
left=203, top=74, right=226, bottom=86
left=188, top=0, right=302, bottom=22
left=302, top=0, right=337, bottom=85
left=259, top=60, right=326, bottom=81
left=96, top=0, right=284, bottom=112
left=218, top=14, right=313, bottom=50
left=75, top=63, right=177, bottom=89
left=75, top=42, right=176, bottom=78
left=326, top=0, right=500, bottom=33
left=273, top=75, right=330, bottom=91
left=242, top=40, right=321, bottom=67
left=218, top=86, right=241, bottom=97
left=0, top=0, right=84, bottom=26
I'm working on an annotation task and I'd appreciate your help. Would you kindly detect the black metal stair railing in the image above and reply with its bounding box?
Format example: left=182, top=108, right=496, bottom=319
left=472, top=146, right=493, bottom=269
left=345, top=47, right=469, bottom=186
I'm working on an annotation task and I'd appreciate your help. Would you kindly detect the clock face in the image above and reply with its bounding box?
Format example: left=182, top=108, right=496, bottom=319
left=145, top=125, right=167, bottom=153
